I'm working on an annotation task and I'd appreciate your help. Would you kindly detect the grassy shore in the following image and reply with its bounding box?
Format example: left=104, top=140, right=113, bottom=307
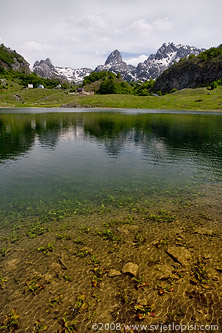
left=0, top=81, right=222, bottom=110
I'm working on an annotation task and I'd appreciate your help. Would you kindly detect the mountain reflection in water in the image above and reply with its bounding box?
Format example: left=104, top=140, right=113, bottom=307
left=0, top=110, right=222, bottom=215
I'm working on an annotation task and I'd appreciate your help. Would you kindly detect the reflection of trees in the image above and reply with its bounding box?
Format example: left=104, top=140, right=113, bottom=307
left=83, top=113, right=222, bottom=169
left=0, top=114, right=75, bottom=161
left=84, top=119, right=130, bottom=156
left=36, top=120, right=62, bottom=148
left=0, top=117, right=35, bottom=161
left=0, top=112, right=222, bottom=168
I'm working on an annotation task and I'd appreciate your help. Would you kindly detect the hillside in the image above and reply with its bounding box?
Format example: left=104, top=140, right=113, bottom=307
left=153, top=46, right=222, bottom=93
left=0, top=77, right=222, bottom=111
left=0, top=44, right=30, bottom=74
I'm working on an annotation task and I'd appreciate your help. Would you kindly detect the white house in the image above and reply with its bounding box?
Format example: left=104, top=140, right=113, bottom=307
left=1, top=79, right=7, bottom=85
left=28, top=84, right=33, bottom=89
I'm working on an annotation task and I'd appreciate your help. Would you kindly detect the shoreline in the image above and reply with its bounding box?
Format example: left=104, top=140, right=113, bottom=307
left=0, top=105, right=222, bottom=113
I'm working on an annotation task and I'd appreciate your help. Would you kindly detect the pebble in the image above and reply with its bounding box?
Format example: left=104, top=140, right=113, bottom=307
left=108, top=269, right=122, bottom=277
left=122, top=262, right=139, bottom=276
left=194, top=227, right=214, bottom=236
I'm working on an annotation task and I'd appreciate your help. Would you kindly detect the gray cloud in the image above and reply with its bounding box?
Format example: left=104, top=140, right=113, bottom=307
left=1, top=0, right=221, bottom=69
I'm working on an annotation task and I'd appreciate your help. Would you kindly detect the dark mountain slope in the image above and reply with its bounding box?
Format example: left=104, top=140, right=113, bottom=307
left=153, top=46, right=222, bottom=93
left=0, top=44, right=30, bottom=74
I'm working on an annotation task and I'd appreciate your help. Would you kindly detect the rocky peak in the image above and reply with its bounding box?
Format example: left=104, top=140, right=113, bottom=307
left=33, top=58, right=92, bottom=84
left=155, top=42, right=178, bottom=60
left=33, top=58, right=64, bottom=79
left=33, top=60, right=40, bottom=67
left=34, top=58, right=53, bottom=68
left=42, top=58, right=53, bottom=67
left=95, top=50, right=136, bottom=81
left=136, top=42, right=205, bottom=82
left=105, top=49, right=122, bottom=65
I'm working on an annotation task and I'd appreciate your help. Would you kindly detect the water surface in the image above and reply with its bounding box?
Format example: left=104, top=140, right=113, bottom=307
left=1, top=108, right=222, bottom=219
left=0, top=109, right=222, bottom=331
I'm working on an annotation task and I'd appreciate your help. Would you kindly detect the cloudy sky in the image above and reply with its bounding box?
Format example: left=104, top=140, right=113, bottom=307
left=1, top=0, right=221, bottom=69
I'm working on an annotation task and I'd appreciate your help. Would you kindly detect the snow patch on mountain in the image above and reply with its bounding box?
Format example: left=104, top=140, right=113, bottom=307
left=33, top=42, right=205, bottom=84
left=94, top=49, right=136, bottom=81
left=55, top=67, right=92, bottom=83
left=136, top=42, right=205, bottom=81
left=33, top=59, right=92, bottom=84
left=94, top=43, right=205, bottom=82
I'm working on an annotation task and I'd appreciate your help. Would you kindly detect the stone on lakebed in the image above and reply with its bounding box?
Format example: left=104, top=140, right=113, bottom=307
left=166, top=246, right=192, bottom=267
left=122, top=262, right=139, bottom=276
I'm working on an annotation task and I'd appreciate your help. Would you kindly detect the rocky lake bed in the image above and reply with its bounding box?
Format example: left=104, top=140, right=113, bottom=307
left=0, top=188, right=221, bottom=332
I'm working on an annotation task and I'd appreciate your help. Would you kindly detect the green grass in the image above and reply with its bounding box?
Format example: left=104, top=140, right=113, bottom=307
left=0, top=80, right=222, bottom=111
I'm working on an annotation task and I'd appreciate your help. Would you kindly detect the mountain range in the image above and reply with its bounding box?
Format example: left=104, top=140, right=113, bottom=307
left=33, top=58, right=92, bottom=84
left=32, top=42, right=205, bottom=83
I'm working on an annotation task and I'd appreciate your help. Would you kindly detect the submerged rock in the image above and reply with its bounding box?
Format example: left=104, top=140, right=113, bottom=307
left=194, top=227, right=214, bottom=236
left=122, top=262, right=139, bottom=276
left=154, top=264, right=173, bottom=280
left=117, top=225, right=139, bottom=234
left=166, top=246, right=192, bottom=267
left=108, top=269, right=122, bottom=277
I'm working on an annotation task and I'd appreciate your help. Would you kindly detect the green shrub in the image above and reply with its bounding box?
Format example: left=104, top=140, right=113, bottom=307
left=83, top=71, right=108, bottom=85
left=198, top=47, right=222, bottom=61
left=133, top=79, right=154, bottom=96
left=170, top=88, right=178, bottom=93
left=210, top=81, right=218, bottom=90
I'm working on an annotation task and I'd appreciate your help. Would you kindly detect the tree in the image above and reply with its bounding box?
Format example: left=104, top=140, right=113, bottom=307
left=97, top=75, right=118, bottom=94
left=210, top=81, right=218, bottom=90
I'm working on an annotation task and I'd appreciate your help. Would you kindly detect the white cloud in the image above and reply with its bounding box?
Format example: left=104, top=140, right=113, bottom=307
left=0, top=0, right=222, bottom=68
left=23, top=41, right=53, bottom=52
left=152, top=18, right=173, bottom=31
left=125, top=55, right=148, bottom=66
left=77, top=14, right=107, bottom=30
left=127, top=19, right=153, bottom=35
left=98, top=37, right=111, bottom=44
left=127, top=18, right=173, bottom=36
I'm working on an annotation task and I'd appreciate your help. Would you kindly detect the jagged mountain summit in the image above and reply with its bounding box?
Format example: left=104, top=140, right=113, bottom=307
left=95, top=49, right=136, bottom=81
left=105, top=49, right=122, bottom=65
left=33, top=59, right=92, bottom=84
left=95, top=43, right=205, bottom=82
left=32, top=42, right=205, bottom=84
left=136, top=42, right=205, bottom=81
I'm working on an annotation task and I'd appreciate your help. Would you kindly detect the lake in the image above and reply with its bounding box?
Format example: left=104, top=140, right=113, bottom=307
left=0, top=108, right=222, bottom=331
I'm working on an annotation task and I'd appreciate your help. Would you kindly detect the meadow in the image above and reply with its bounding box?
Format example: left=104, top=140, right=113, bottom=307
left=0, top=81, right=222, bottom=111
